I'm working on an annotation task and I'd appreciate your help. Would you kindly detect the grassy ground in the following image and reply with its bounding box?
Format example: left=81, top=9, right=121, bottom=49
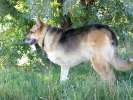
left=0, top=63, right=133, bottom=100
left=0, top=26, right=133, bottom=100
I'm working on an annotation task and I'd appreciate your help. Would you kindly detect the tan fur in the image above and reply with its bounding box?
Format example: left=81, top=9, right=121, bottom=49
left=26, top=19, right=133, bottom=83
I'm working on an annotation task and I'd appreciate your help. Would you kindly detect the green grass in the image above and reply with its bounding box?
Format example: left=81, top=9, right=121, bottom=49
left=0, top=64, right=133, bottom=100
left=0, top=26, right=133, bottom=100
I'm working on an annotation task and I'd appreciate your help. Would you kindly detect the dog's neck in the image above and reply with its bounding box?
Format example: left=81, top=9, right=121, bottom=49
left=40, top=25, right=63, bottom=52
left=41, top=25, right=50, bottom=48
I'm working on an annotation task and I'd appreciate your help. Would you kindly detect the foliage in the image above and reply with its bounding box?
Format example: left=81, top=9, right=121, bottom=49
left=26, top=0, right=133, bottom=42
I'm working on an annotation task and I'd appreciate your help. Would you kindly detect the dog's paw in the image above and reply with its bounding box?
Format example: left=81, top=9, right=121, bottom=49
left=60, top=78, right=69, bottom=85
left=60, top=77, right=69, bottom=82
left=128, top=57, right=133, bottom=62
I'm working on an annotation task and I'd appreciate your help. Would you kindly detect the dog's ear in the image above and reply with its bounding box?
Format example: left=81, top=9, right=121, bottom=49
left=35, top=18, right=43, bottom=29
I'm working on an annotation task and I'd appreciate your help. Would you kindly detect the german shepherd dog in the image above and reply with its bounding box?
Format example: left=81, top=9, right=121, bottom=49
left=25, top=19, right=133, bottom=83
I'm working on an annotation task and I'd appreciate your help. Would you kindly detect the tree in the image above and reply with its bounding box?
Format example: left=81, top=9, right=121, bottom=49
left=0, top=0, right=133, bottom=41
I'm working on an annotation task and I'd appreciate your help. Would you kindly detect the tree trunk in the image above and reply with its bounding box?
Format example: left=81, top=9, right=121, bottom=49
left=57, top=0, right=72, bottom=30
left=80, top=0, right=95, bottom=6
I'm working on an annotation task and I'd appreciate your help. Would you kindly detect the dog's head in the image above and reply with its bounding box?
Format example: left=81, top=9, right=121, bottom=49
left=25, top=18, right=45, bottom=45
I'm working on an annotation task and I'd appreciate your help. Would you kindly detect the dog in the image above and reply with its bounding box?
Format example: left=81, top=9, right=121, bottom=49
left=25, top=18, right=133, bottom=83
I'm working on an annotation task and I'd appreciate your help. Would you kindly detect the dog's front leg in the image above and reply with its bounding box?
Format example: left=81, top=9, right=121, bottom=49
left=60, top=65, right=70, bottom=81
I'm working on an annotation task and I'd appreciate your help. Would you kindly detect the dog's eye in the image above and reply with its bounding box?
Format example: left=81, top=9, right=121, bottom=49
left=30, top=31, right=34, bottom=34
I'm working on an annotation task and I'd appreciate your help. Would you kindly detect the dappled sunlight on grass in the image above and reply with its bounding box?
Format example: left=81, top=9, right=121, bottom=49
left=17, top=54, right=30, bottom=66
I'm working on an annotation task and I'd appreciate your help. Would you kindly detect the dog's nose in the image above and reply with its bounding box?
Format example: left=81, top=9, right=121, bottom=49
left=24, top=38, right=37, bottom=45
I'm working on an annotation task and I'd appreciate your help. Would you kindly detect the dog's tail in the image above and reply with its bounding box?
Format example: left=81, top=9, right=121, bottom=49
left=111, top=54, right=133, bottom=71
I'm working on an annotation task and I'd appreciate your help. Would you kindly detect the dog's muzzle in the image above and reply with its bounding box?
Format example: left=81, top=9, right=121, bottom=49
left=24, top=38, right=37, bottom=45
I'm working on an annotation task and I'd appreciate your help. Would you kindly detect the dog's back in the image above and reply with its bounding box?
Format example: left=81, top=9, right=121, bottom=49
left=59, top=24, right=117, bottom=51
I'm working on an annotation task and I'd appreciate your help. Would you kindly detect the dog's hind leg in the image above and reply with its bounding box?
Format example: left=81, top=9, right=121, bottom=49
left=60, top=65, right=70, bottom=81
left=91, top=58, right=116, bottom=83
